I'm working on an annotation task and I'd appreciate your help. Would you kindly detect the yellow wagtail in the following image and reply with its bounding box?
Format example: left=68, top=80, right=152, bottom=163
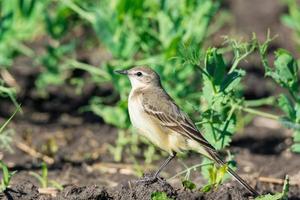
left=115, top=66, right=259, bottom=197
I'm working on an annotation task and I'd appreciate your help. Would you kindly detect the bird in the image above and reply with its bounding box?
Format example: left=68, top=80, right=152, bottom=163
left=115, top=66, right=259, bottom=197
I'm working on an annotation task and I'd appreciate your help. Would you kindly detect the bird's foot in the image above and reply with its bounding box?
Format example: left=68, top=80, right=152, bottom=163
left=136, top=175, right=165, bottom=185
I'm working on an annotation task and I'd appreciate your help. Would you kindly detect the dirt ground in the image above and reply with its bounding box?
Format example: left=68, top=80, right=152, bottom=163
left=1, top=0, right=300, bottom=199
left=1, top=107, right=300, bottom=200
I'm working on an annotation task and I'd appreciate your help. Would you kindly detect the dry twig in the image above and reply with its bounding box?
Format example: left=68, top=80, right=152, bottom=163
left=15, top=140, right=54, bottom=164
left=259, top=176, right=298, bottom=186
left=38, top=187, right=59, bottom=197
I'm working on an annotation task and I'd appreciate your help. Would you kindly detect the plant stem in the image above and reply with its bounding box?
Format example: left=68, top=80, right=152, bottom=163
left=244, top=96, right=275, bottom=107
left=238, top=106, right=280, bottom=120
left=62, top=0, right=95, bottom=23
left=229, top=48, right=255, bottom=73
left=288, top=88, right=300, bottom=104
left=168, top=162, right=214, bottom=180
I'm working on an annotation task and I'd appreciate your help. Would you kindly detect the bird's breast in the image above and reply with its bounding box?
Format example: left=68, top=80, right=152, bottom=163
left=128, top=92, right=155, bottom=135
left=128, top=90, right=188, bottom=154
left=128, top=91, right=169, bottom=149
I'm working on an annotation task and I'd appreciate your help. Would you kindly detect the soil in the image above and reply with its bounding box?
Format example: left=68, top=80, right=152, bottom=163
left=0, top=176, right=254, bottom=200
left=1, top=112, right=300, bottom=200
left=1, top=0, right=300, bottom=200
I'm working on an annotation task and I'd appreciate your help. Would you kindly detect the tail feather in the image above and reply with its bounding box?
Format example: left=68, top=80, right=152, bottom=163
left=227, top=166, right=259, bottom=197
left=207, top=150, right=260, bottom=197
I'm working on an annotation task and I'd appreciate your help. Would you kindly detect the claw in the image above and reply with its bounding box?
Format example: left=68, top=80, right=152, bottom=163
left=135, top=176, right=157, bottom=185
left=135, top=175, right=165, bottom=185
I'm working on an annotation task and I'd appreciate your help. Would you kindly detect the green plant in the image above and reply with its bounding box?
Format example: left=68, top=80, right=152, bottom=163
left=35, top=42, right=76, bottom=97
left=255, top=175, right=289, bottom=200
left=182, top=179, right=196, bottom=191
left=61, top=0, right=227, bottom=165
left=0, top=161, right=16, bottom=192
left=30, top=162, right=63, bottom=190
left=63, top=0, right=224, bottom=126
left=281, top=0, right=300, bottom=51
left=0, top=105, right=21, bottom=152
left=184, top=38, right=256, bottom=183
left=0, top=0, right=85, bottom=97
left=257, top=34, right=300, bottom=153
left=201, top=164, right=227, bottom=192
left=158, top=33, right=300, bottom=187
left=0, top=80, right=18, bottom=108
left=151, top=191, right=173, bottom=200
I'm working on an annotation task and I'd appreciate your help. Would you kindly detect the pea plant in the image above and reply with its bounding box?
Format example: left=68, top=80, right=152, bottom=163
left=258, top=37, right=300, bottom=153
left=176, top=33, right=299, bottom=190
left=62, top=0, right=226, bottom=163
left=185, top=37, right=258, bottom=184
left=62, top=0, right=300, bottom=186
left=281, top=0, right=300, bottom=50
left=255, top=176, right=289, bottom=200
left=0, top=0, right=86, bottom=97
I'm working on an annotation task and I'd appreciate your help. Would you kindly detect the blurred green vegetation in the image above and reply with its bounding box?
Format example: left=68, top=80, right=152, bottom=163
left=0, top=0, right=228, bottom=164
left=280, top=0, right=300, bottom=152
left=0, top=0, right=300, bottom=188
left=282, top=0, right=300, bottom=51
left=0, top=160, right=16, bottom=192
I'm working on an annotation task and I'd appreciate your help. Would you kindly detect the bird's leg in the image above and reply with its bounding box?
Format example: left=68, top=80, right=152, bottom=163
left=153, top=153, right=176, bottom=179
left=138, top=153, right=176, bottom=184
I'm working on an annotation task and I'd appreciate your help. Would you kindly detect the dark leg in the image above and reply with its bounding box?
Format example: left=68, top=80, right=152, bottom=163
left=137, top=152, right=176, bottom=184
left=153, top=152, right=176, bottom=179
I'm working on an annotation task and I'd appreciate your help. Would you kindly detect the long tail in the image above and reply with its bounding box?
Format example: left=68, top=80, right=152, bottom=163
left=208, top=150, right=260, bottom=197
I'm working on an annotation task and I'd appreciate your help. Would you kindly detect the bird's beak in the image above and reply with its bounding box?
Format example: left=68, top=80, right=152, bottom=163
left=114, top=69, right=128, bottom=75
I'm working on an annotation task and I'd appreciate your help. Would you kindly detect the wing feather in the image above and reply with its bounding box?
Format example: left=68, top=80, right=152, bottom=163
left=142, top=90, right=215, bottom=151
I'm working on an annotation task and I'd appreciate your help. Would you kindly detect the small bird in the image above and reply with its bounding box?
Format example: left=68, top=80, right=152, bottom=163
left=115, top=66, right=259, bottom=197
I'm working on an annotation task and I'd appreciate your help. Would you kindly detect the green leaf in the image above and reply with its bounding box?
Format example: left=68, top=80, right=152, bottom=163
left=0, top=161, right=10, bottom=187
left=215, top=165, right=227, bottom=185
left=267, top=49, right=299, bottom=92
left=201, top=184, right=212, bottom=193
left=281, top=175, right=289, bottom=200
left=41, top=162, right=48, bottom=188
left=255, top=193, right=283, bottom=200
left=89, top=100, right=130, bottom=129
left=202, top=115, right=235, bottom=150
left=255, top=175, right=289, bottom=200
left=205, top=48, right=226, bottom=86
left=18, top=0, right=36, bottom=17
left=49, top=180, right=63, bottom=191
left=202, top=75, right=215, bottom=104
left=201, top=157, right=214, bottom=181
left=278, top=94, right=296, bottom=120
left=29, top=162, right=49, bottom=188
left=220, top=70, right=245, bottom=92
left=0, top=105, right=21, bottom=134
left=157, top=12, right=174, bottom=48
left=296, top=104, right=300, bottom=122
left=0, top=12, right=13, bottom=40
left=151, top=191, right=173, bottom=200
left=29, top=172, right=45, bottom=188
left=291, top=142, right=300, bottom=153
left=182, top=179, right=196, bottom=191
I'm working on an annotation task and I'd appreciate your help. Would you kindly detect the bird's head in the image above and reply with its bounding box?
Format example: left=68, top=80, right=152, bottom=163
left=115, top=66, right=161, bottom=89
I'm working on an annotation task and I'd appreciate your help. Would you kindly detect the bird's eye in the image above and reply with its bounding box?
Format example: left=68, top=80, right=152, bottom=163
left=136, top=72, right=142, bottom=77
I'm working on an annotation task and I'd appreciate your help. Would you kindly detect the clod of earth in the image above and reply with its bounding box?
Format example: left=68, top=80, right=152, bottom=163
left=0, top=174, right=254, bottom=200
